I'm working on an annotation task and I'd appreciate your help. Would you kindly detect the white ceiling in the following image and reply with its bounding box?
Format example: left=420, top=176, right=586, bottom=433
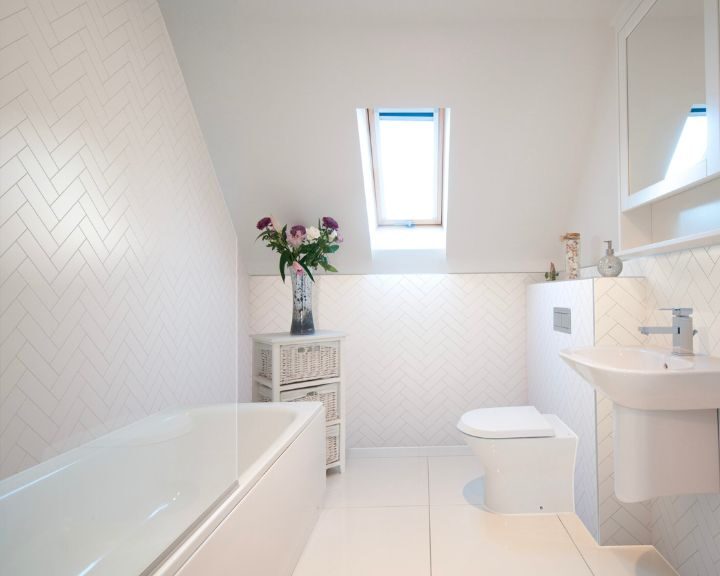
left=159, top=0, right=621, bottom=274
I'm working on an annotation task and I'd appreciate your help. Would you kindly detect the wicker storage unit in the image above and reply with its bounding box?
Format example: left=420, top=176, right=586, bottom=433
left=252, top=331, right=346, bottom=472
left=325, top=424, right=341, bottom=466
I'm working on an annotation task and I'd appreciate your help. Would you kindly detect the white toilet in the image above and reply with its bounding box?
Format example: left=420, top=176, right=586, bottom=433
left=457, top=405, right=577, bottom=515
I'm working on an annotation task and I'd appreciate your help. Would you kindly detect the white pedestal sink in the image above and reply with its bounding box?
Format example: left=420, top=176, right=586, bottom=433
left=560, top=347, right=720, bottom=502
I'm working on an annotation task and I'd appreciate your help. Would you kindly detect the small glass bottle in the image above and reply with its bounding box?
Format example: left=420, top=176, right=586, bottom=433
left=597, top=240, right=623, bottom=277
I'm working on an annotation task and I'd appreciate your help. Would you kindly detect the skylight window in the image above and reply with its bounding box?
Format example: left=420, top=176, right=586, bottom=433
left=356, top=108, right=450, bottom=252
left=367, top=109, right=446, bottom=227
left=665, top=105, right=708, bottom=180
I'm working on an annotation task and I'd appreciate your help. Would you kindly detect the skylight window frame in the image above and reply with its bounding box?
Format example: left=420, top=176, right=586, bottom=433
left=366, top=108, right=446, bottom=227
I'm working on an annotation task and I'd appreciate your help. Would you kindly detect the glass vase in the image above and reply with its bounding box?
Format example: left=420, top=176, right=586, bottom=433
left=290, top=267, right=315, bottom=335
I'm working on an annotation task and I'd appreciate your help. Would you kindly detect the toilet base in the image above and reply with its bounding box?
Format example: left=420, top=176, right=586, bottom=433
left=462, top=414, right=577, bottom=514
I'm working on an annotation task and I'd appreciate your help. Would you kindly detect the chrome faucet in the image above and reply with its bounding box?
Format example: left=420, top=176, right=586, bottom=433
left=639, top=308, right=697, bottom=356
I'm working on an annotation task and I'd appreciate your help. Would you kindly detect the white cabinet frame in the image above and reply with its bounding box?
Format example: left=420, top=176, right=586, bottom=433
left=618, top=0, right=720, bottom=213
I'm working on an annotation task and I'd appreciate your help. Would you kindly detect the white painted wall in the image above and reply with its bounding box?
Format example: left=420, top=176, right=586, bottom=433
left=160, top=0, right=617, bottom=274
left=569, top=38, right=620, bottom=268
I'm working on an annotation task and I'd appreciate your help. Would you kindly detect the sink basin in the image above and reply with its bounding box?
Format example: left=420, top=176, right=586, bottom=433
left=559, top=346, right=720, bottom=410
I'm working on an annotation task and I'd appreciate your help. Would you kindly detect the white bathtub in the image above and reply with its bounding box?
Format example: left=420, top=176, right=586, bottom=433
left=0, top=402, right=326, bottom=576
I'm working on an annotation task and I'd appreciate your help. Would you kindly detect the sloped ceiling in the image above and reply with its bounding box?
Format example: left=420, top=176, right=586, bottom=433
left=159, top=0, right=621, bottom=274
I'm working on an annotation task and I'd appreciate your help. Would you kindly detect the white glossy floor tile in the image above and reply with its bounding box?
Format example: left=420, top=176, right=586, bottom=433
left=292, top=506, right=431, bottom=576
left=297, top=457, right=679, bottom=576
left=323, top=457, right=428, bottom=508
left=430, top=505, right=593, bottom=576
left=428, top=455, right=485, bottom=506
left=559, top=514, right=678, bottom=575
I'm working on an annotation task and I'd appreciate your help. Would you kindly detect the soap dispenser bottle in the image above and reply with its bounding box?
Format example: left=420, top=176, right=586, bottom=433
left=597, top=240, right=623, bottom=277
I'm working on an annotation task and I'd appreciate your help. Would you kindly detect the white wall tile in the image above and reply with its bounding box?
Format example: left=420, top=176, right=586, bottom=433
left=527, top=277, right=654, bottom=546
left=249, top=273, right=539, bottom=448
left=593, top=277, right=652, bottom=546
left=581, top=248, right=720, bottom=575
left=624, top=247, right=720, bottom=576
left=527, top=279, right=599, bottom=540
left=0, top=0, right=244, bottom=479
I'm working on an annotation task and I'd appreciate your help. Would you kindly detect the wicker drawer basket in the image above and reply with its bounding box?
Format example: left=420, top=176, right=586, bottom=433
left=280, top=342, right=340, bottom=384
left=326, top=424, right=341, bottom=466
left=255, top=341, right=341, bottom=385
left=280, top=383, right=339, bottom=422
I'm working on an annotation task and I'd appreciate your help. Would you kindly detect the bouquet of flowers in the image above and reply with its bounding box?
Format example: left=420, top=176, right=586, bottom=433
left=256, top=216, right=343, bottom=281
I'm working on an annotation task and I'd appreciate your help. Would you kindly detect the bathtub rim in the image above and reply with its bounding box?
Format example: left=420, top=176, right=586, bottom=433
left=148, top=401, right=324, bottom=576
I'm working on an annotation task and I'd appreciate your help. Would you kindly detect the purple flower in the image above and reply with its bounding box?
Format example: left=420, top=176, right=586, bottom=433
left=256, top=216, right=272, bottom=230
left=322, top=216, right=339, bottom=230
left=287, top=224, right=306, bottom=247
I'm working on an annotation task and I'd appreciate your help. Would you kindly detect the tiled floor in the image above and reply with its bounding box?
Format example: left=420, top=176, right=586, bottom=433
left=292, top=455, right=678, bottom=576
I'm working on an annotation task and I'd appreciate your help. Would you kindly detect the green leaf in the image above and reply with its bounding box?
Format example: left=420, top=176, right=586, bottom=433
left=327, top=244, right=339, bottom=253
left=325, top=264, right=338, bottom=273
left=299, top=261, right=315, bottom=281
left=279, top=254, right=287, bottom=283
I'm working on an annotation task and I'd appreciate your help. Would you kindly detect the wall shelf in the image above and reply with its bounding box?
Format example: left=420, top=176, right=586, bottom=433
left=618, top=229, right=720, bottom=258
left=622, top=169, right=720, bottom=212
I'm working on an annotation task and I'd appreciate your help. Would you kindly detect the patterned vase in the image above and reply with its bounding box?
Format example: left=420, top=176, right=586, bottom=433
left=290, top=267, right=315, bottom=335
left=562, top=233, right=581, bottom=280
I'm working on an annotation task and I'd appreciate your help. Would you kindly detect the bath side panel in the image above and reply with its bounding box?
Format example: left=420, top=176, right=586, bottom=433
left=175, top=411, right=326, bottom=576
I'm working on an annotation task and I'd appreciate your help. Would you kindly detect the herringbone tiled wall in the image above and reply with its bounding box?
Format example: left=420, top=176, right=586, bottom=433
left=527, top=278, right=598, bottom=539
left=528, top=277, right=653, bottom=546
left=580, top=247, right=720, bottom=574
left=624, top=247, right=720, bottom=576
left=529, top=254, right=720, bottom=572
left=250, top=273, right=538, bottom=447
left=0, top=0, right=240, bottom=480
left=592, top=277, right=652, bottom=546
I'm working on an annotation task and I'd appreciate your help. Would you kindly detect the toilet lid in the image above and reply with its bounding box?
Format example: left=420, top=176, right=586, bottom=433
left=458, top=406, right=554, bottom=439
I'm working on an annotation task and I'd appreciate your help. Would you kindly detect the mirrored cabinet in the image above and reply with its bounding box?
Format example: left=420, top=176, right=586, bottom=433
left=618, top=0, right=720, bottom=256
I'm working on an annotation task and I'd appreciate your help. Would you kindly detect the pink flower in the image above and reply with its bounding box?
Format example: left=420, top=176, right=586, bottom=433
left=256, top=216, right=272, bottom=230
left=292, top=261, right=303, bottom=273
left=287, top=224, right=306, bottom=247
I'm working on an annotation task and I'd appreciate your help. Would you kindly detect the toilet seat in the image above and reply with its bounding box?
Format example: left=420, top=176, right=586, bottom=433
left=458, top=406, right=554, bottom=439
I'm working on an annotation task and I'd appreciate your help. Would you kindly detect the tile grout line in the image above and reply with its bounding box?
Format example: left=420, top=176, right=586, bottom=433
left=558, top=514, right=596, bottom=576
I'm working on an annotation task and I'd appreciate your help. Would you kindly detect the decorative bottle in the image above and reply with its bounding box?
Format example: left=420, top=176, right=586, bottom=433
left=561, top=233, right=580, bottom=280
left=597, top=240, right=623, bottom=277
